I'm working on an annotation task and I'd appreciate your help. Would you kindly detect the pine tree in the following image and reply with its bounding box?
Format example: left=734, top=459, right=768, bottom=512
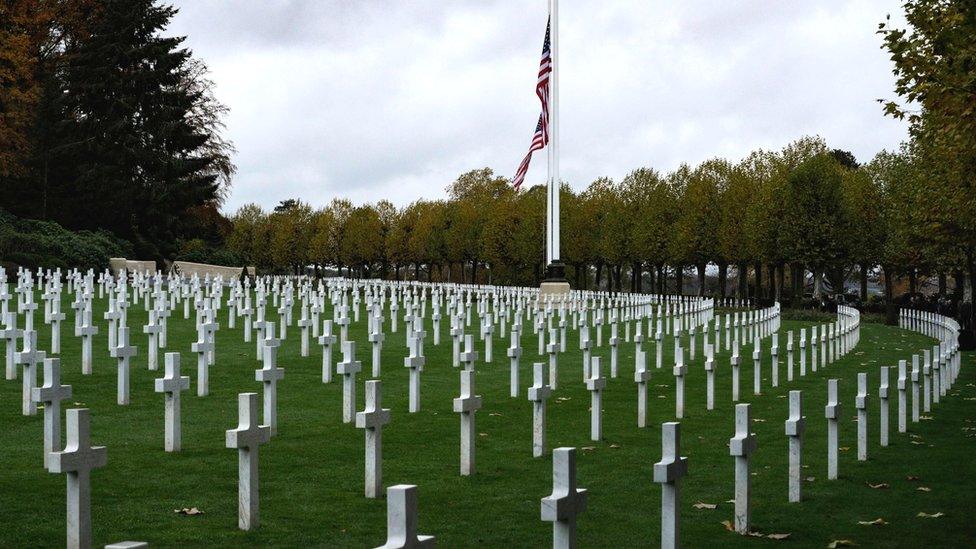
left=51, top=0, right=231, bottom=257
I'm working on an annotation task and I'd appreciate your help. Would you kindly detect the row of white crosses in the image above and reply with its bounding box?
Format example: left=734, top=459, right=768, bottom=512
left=4, top=266, right=895, bottom=547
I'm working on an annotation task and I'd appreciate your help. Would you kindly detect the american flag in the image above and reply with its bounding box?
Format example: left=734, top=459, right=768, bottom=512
left=512, top=18, right=551, bottom=190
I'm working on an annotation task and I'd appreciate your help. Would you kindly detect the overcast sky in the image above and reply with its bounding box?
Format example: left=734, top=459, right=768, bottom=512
left=168, top=0, right=909, bottom=213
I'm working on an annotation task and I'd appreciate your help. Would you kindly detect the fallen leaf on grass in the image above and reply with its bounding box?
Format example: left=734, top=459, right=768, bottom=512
left=556, top=397, right=571, bottom=402
left=751, top=418, right=766, bottom=423
left=581, top=446, right=596, bottom=451
left=857, top=518, right=887, bottom=526
left=725, top=499, right=736, bottom=504
left=767, top=533, right=791, bottom=540
left=919, top=415, right=934, bottom=420
left=917, top=512, right=944, bottom=518
left=916, top=487, right=931, bottom=492
left=478, top=432, right=488, bottom=437
left=806, top=477, right=816, bottom=482
left=721, top=520, right=735, bottom=531
left=910, top=441, right=925, bottom=445
left=839, top=447, right=851, bottom=452
left=488, top=412, right=503, bottom=417
left=693, top=501, right=717, bottom=510
left=609, top=443, right=620, bottom=449
left=866, top=482, right=889, bottom=489
left=827, top=540, right=857, bottom=548
left=657, top=395, right=667, bottom=399
left=174, top=507, right=203, bottom=516
left=907, top=475, right=920, bottom=481
left=73, top=402, right=85, bottom=406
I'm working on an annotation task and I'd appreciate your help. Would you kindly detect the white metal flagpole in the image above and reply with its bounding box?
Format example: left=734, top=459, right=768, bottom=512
left=547, top=0, right=560, bottom=268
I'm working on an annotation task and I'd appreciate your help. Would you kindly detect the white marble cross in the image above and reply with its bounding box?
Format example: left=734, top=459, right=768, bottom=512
left=897, top=360, right=907, bottom=433
left=49, top=297, right=65, bottom=355
left=922, top=349, right=932, bottom=412
left=154, top=353, right=190, bottom=452
left=799, top=329, right=807, bottom=376
left=142, top=309, right=162, bottom=371
left=879, top=366, right=890, bottom=447
left=910, top=354, right=920, bottom=423
left=729, top=403, right=757, bottom=534
left=855, top=372, right=868, bottom=461
left=635, top=349, right=650, bottom=427
left=770, top=334, right=779, bottom=388
left=110, top=327, right=137, bottom=405
left=16, top=329, right=45, bottom=415
left=450, top=318, right=463, bottom=368
left=752, top=337, right=762, bottom=396
left=481, top=316, right=494, bottom=363
left=506, top=329, right=522, bottom=398
left=825, top=379, right=841, bottom=480
left=356, top=380, right=391, bottom=498
left=298, top=314, right=313, bottom=357
left=191, top=324, right=213, bottom=397
left=580, top=329, right=592, bottom=382
left=318, top=320, right=337, bottom=383
left=546, top=328, right=559, bottom=390
left=459, top=333, right=478, bottom=372
left=225, top=393, right=271, bottom=531
left=104, top=298, right=121, bottom=351
left=673, top=346, right=687, bottom=419
left=541, top=447, right=587, bottom=549
left=375, top=485, right=435, bottom=548
left=785, top=390, right=804, bottom=503
left=1, top=311, right=22, bottom=380
left=48, top=408, right=107, bottom=549
left=609, top=323, right=620, bottom=378
left=528, top=361, right=552, bottom=458
left=453, top=369, right=482, bottom=476
left=786, top=331, right=794, bottom=381
left=32, top=358, right=72, bottom=467
left=586, top=356, right=606, bottom=441
left=653, top=422, right=688, bottom=549
left=337, top=341, right=363, bottom=423
left=404, top=333, right=425, bottom=413
left=256, top=325, right=284, bottom=435
left=369, top=323, right=385, bottom=378
left=704, top=344, right=715, bottom=411
left=77, top=308, right=97, bottom=375
left=730, top=342, right=741, bottom=402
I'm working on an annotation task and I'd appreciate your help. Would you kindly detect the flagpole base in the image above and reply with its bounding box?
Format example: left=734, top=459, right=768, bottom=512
left=540, top=261, right=571, bottom=299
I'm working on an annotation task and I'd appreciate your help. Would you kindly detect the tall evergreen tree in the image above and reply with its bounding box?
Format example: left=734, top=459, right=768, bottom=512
left=48, top=0, right=231, bottom=257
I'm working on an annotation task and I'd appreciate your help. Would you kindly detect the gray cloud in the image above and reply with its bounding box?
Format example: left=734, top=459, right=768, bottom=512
left=167, top=0, right=909, bottom=213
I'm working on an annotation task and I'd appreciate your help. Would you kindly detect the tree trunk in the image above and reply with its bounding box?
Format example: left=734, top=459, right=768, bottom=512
left=696, top=263, right=706, bottom=297
left=737, top=262, right=748, bottom=300
left=938, top=272, right=947, bottom=297
left=471, top=260, right=478, bottom=284
left=881, top=263, right=897, bottom=325
left=953, top=269, right=965, bottom=302
left=908, top=269, right=917, bottom=297
left=859, top=264, right=869, bottom=301
left=754, top=261, right=763, bottom=300
left=718, top=262, right=728, bottom=300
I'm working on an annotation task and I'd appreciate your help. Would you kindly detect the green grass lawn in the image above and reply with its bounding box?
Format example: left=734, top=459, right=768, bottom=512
left=2, top=291, right=975, bottom=547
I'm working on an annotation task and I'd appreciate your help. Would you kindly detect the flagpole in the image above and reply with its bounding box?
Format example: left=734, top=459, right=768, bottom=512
left=543, top=0, right=567, bottom=290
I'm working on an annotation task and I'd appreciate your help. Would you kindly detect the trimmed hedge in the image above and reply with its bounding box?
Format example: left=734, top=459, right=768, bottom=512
left=0, top=209, right=132, bottom=272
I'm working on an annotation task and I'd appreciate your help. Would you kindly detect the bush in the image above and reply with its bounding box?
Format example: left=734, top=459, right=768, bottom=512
left=0, top=209, right=131, bottom=272
left=174, top=238, right=242, bottom=267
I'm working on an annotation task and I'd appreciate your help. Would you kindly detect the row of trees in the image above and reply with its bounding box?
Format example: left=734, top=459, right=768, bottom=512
left=0, top=0, right=235, bottom=258
left=226, top=135, right=961, bottom=306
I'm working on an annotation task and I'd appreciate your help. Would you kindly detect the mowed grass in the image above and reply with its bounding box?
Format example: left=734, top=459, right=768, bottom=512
left=1, top=291, right=975, bottom=548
